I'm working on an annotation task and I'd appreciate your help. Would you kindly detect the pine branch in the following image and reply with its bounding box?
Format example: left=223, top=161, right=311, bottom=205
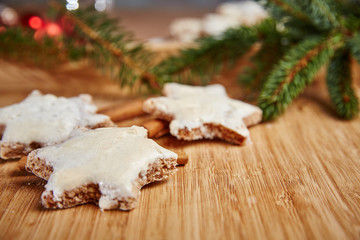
left=349, top=32, right=360, bottom=64
left=327, top=49, right=359, bottom=119
left=0, top=4, right=158, bottom=89
left=266, top=0, right=339, bottom=31
left=152, top=26, right=258, bottom=85
left=1, top=0, right=359, bottom=121
left=0, top=27, right=61, bottom=67
left=334, top=0, right=360, bottom=23
left=240, top=19, right=284, bottom=93
left=240, top=40, right=284, bottom=102
left=265, top=0, right=311, bottom=23
left=258, top=35, right=342, bottom=120
left=62, top=6, right=155, bottom=88
left=299, top=0, right=339, bottom=30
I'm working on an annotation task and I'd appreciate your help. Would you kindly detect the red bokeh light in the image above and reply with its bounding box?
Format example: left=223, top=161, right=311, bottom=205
left=46, top=23, right=62, bottom=37
left=28, top=16, right=43, bottom=30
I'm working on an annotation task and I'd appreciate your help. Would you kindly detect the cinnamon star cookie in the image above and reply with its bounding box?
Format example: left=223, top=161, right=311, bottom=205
left=26, top=126, right=178, bottom=210
left=0, top=90, right=114, bottom=159
left=143, top=83, right=262, bottom=145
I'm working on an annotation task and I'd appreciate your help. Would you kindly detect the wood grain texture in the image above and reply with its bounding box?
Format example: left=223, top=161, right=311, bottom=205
left=0, top=61, right=359, bottom=240
left=1, top=8, right=360, bottom=235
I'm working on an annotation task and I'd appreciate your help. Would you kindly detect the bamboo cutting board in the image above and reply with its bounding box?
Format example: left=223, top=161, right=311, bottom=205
left=0, top=61, right=360, bottom=240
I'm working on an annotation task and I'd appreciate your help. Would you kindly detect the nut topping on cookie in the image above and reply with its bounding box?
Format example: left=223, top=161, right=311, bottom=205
left=26, top=126, right=178, bottom=210
left=0, top=90, right=114, bottom=159
left=143, top=83, right=262, bottom=145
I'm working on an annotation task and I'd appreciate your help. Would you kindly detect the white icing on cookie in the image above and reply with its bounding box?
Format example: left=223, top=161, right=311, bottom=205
left=216, top=1, right=268, bottom=26
left=0, top=90, right=111, bottom=146
left=143, top=83, right=262, bottom=143
left=202, top=13, right=240, bottom=36
left=169, top=18, right=203, bottom=43
left=32, top=126, right=177, bottom=210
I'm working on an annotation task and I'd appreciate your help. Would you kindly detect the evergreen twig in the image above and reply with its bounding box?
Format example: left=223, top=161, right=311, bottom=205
left=0, top=27, right=61, bottom=67
left=327, top=49, right=359, bottom=119
left=152, top=26, right=258, bottom=85
left=240, top=19, right=283, bottom=93
left=157, top=0, right=360, bottom=120
left=349, top=32, right=360, bottom=64
left=258, top=35, right=341, bottom=120
left=63, top=6, right=157, bottom=89
left=266, top=0, right=311, bottom=23
left=299, top=0, right=339, bottom=30
left=0, top=0, right=359, bottom=120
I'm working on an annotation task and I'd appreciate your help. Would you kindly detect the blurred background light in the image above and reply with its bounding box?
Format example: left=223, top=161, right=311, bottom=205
left=95, top=0, right=106, bottom=11
left=28, top=16, right=42, bottom=29
left=46, top=22, right=62, bottom=36
left=0, top=0, right=225, bottom=10
left=0, top=0, right=230, bottom=39
left=0, top=5, right=19, bottom=26
left=66, top=0, right=79, bottom=11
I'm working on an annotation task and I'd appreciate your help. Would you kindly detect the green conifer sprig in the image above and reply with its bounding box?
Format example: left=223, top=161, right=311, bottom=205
left=151, top=26, right=258, bottom=85
left=240, top=20, right=283, bottom=92
left=327, top=49, right=359, bottom=119
left=157, top=0, right=360, bottom=120
left=0, top=4, right=155, bottom=88
left=300, top=0, right=339, bottom=30
left=349, top=33, right=360, bottom=64
left=258, top=35, right=340, bottom=120
left=256, top=0, right=359, bottom=120
left=0, top=27, right=62, bottom=67
left=0, top=0, right=359, bottom=120
left=63, top=7, right=154, bottom=88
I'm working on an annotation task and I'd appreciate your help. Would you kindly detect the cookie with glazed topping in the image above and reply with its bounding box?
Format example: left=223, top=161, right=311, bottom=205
left=216, top=1, right=268, bottom=26
left=143, top=83, right=262, bottom=145
left=26, top=126, right=178, bottom=210
left=0, top=90, right=114, bottom=159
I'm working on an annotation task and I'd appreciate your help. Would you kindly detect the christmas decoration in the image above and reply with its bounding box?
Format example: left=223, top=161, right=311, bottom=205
left=0, top=1, right=359, bottom=120
left=0, top=3, right=154, bottom=87
left=157, top=0, right=360, bottom=120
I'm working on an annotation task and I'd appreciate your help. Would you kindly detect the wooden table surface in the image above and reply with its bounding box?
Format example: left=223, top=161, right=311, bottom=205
left=1, top=11, right=360, bottom=240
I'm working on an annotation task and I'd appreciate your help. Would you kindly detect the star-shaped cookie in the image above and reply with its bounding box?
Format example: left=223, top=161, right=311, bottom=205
left=26, top=126, right=178, bottom=210
left=143, top=83, right=262, bottom=145
left=0, top=90, right=114, bottom=159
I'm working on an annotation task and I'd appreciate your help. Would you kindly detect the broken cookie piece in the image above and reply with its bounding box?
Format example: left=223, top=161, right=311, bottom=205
left=26, top=126, right=178, bottom=210
left=0, top=90, right=114, bottom=159
left=143, top=83, right=262, bottom=145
